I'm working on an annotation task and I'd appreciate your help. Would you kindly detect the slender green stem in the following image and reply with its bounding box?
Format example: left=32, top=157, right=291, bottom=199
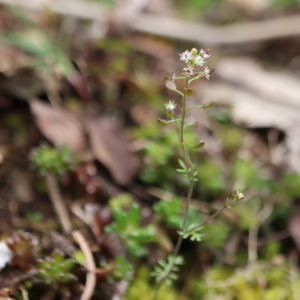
left=185, top=105, right=204, bottom=111
left=152, top=77, right=195, bottom=300
left=173, top=76, right=188, bottom=80
left=186, top=204, right=227, bottom=234
left=170, top=89, right=184, bottom=97
left=168, top=118, right=183, bottom=123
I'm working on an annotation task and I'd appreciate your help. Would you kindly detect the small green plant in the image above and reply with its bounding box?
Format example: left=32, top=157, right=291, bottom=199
left=153, top=198, right=199, bottom=229
left=150, top=255, right=184, bottom=287
left=31, top=145, right=75, bottom=176
left=37, top=250, right=82, bottom=299
left=152, top=48, right=244, bottom=299
left=109, top=256, right=133, bottom=282
left=38, top=251, right=77, bottom=284
left=31, top=145, right=75, bottom=233
left=105, top=203, right=156, bottom=257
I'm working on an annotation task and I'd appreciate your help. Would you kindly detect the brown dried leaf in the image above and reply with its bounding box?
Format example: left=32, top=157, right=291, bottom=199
left=29, top=99, right=87, bottom=152
left=84, top=116, right=140, bottom=186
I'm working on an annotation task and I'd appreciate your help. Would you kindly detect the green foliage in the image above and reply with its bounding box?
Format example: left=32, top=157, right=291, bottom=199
left=153, top=198, right=200, bottom=230
left=197, top=159, right=225, bottom=195
left=150, top=255, right=184, bottom=286
left=110, top=256, right=133, bottom=282
left=202, top=221, right=229, bottom=248
left=176, top=159, right=198, bottom=182
left=219, top=125, right=243, bottom=151
left=30, top=145, right=75, bottom=176
left=279, top=173, right=300, bottom=200
left=272, top=0, right=297, bottom=10
left=38, top=251, right=76, bottom=284
left=153, top=198, right=183, bottom=229
left=232, top=159, right=272, bottom=191
left=73, top=250, right=85, bottom=266
left=1, top=30, right=74, bottom=76
left=260, top=242, right=280, bottom=261
left=132, top=124, right=197, bottom=187
left=109, top=193, right=133, bottom=209
left=178, top=225, right=203, bottom=242
left=175, top=0, right=221, bottom=20
left=126, top=267, right=179, bottom=300
left=105, top=203, right=156, bottom=257
left=233, top=197, right=262, bottom=229
left=190, top=264, right=294, bottom=300
left=25, top=212, right=44, bottom=224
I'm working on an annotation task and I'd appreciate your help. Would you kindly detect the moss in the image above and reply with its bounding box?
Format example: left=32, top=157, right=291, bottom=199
left=125, top=267, right=180, bottom=300
left=190, top=264, right=295, bottom=300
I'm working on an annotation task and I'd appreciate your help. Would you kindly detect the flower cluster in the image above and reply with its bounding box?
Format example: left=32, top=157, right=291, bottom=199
left=179, top=48, right=210, bottom=77
left=233, top=190, right=244, bottom=201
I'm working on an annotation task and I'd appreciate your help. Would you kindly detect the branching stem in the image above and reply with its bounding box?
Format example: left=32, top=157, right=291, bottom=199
left=152, top=77, right=195, bottom=299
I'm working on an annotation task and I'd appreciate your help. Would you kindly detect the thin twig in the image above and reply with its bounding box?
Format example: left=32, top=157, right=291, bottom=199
left=19, top=286, right=29, bottom=300
left=45, top=173, right=72, bottom=234
left=72, top=230, right=97, bottom=300
left=185, top=204, right=227, bottom=234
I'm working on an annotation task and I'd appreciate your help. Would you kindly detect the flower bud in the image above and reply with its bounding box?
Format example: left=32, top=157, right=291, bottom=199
left=233, top=190, right=244, bottom=201
left=191, top=48, right=198, bottom=55
left=164, top=100, right=177, bottom=118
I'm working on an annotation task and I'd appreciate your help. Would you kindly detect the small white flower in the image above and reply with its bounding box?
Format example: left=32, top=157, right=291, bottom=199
left=204, top=67, right=211, bottom=80
left=194, top=55, right=204, bottom=66
left=179, top=50, right=193, bottom=63
left=165, top=100, right=177, bottom=111
left=183, top=66, right=194, bottom=76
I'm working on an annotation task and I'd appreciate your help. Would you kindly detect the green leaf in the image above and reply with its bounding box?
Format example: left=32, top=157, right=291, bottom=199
left=178, top=159, right=186, bottom=170
left=129, top=204, right=140, bottom=227
left=157, top=118, right=169, bottom=126
left=193, top=141, right=205, bottom=149
left=202, top=101, right=215, bottom=109
left=183, top=88, right=193, bottom=96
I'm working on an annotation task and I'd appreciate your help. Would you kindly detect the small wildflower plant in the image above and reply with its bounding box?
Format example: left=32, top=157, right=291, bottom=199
left=152, top=49, right=244, bottom=299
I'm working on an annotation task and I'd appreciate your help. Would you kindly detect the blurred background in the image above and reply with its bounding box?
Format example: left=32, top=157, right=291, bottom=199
left=1, top=0, right=300, bottom=299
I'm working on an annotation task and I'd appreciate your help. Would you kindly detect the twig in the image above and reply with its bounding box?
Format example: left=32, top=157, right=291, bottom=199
left=72, top=230, right=97, bottom=300
left=45, top=173, right=72, bottom=234
left=19, top=286, right=29, bottom=300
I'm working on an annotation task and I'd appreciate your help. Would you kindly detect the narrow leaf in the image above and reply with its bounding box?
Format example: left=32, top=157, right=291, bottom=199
left=178, top=159, right=186, bottom=169
left=202, top=101, right=215, bottom=109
